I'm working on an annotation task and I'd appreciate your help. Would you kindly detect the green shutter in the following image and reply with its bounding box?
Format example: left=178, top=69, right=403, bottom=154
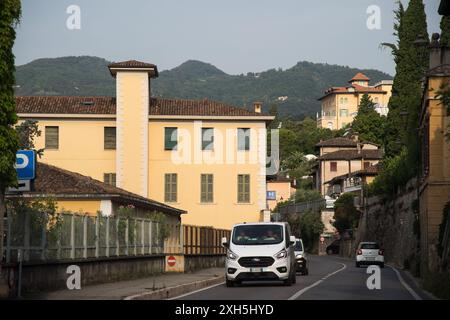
left=238, top=128, right=250, bottom=151
left=104, top=127, right=116, bottom=149
left=201, top=174, right=213, bottom=203
left=165, top=173, right=177, bottom=202
left=237, top=174, right=250, bottom=203
left=165, top=128, right=178, bottom=150
left=45, top=126, right=59, bottom=149
left=202, top=128, right=214, bottom=150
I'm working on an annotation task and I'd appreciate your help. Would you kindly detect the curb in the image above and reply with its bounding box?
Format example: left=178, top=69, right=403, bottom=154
left=123, top=275, right=225, bottom=300
left=402, top=269, right=440, bottom=300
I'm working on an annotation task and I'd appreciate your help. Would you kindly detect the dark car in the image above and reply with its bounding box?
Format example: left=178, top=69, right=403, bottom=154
left=326, top=240, right=340, bottom=255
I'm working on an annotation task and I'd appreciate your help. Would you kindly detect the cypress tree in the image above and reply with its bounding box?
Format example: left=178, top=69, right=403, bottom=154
left=0, top=0, right=21, bottom=280
left=440, top=15, right=450, bottom=46
left=383, top=0, right=428, bottom=165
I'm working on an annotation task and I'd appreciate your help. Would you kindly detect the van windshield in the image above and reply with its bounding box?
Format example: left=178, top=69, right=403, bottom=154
left=232, top=225, right=283, bottom=245
left=295, top=241, right=303, bottom=251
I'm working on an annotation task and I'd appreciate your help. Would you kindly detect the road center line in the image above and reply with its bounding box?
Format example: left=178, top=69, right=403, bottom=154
left=387, top=265, right=422, bottom=300
left=288, top=262, right=347, bottom=300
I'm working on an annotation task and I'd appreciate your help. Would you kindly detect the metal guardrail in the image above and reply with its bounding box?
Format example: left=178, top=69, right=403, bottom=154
left=278, top=199, right=326, bottom=215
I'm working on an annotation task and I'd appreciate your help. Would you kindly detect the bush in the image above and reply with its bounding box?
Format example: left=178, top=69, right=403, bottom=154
left=333, top=193, right=359, bottom=233
left=286, top=210, right=324, bottom=252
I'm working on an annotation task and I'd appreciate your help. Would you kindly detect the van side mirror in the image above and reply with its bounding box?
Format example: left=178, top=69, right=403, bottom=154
left=289, top=236, right=296, bottom=246
left=221, top=237, right=229, bottom=248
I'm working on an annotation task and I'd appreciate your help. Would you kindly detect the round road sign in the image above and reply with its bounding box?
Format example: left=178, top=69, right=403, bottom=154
left=167, top=256, right=176, bottom=267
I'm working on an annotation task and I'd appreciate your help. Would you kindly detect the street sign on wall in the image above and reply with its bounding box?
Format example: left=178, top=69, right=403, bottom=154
left=267, top=191, right=276, bottom=200
left=15, top=150, right=36, bottom=180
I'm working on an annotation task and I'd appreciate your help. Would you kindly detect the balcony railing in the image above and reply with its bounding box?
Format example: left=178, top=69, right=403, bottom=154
left=278, top=199, right=326, bottom=215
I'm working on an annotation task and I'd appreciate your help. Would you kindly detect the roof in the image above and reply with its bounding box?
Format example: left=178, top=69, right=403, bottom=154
left=318, top=82, right=387, bottom=101
left=318, top=149, right=382, bottom=161
left=316, top=137, right=357, bottom=148
left=108, top=60, right=159, bottom=77
left=15, top=96, right=271, bottom=118
left=7, top=162, right=186, bottom=216
left=324, top=163, right=380, bottom=185
left=349, top=73, right=370, bottom=82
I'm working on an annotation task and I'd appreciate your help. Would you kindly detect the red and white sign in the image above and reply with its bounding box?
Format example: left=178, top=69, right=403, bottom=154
left=167, top=256, right=176, bottom=267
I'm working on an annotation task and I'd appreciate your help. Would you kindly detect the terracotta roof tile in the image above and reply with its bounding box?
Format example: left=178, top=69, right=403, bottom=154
left=349, top=72, right=370, bottom=82
left=10, top=162, right=185, bottom=215
left=15, top=96, right=269, bottom=117
left=316, top=137, right=357, bottom=147
left=318, top=149, right=382, bottom=161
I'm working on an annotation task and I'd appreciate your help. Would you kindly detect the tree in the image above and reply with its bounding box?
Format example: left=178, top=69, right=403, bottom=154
left=383, top=0, right=428, bottom=159
left=0, top=0, right=21, bottom=287
left=333, top=193, right=360, bottom=234
left=281, top=151, right=316, bottom=182
left=440, top=15, right=450, bottom=46
left=351, top=94, right=386, bottom=145
left=15, top=120, right=44, bottom=156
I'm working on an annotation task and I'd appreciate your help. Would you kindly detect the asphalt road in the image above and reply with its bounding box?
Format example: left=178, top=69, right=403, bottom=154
left=175, top=255, right=432, bottom=300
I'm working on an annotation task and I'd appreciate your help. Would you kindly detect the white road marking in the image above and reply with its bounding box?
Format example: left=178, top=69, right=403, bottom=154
left=168, top=281, right=225, bottom=300
left=387, top=265, right=422, bottom=300
left=288, top=262, right=347, bottom=300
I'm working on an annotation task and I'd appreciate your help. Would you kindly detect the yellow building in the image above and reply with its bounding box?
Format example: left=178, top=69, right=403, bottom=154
left=15, top=60, right=274, bottom=230
left=317, top=73, right=392, bottom=130
left=418, top=41, right=450, bottom=272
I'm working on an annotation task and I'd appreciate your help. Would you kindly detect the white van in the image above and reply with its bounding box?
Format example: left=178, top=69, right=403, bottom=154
left=221, top=222, right=297, bottom=287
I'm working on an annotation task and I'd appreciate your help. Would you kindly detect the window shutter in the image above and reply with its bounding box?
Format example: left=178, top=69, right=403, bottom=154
left=104, top=127, right=116, bottom=149
left=45, top=126, right=59, bottom=149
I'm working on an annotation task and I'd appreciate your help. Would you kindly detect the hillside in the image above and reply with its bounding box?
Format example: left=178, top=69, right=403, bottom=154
left=15, top=56, right=392, bottom=118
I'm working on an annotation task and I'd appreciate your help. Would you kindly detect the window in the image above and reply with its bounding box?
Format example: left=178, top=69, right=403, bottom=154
left=104, top=127, right=116, bottom=150
left=164, top=127, right=178, bottom=150
left=364, top=161, right=371, bottom=169
left=237, top=128, right=250, bottom=151
left=200, top=174, right=213, bottom=203
left=201, top=128, right=214, bottom=150
left=330, top=162, right=337, bottom=172
left=237, top=174, right=250, bottom=203
left=45, top=126, right=59, bottom=149
left=340, top=109, right=349, bottom=117
left=164, top=173, right=177, bottom=202
left=103, top=173, right=116, bottom=186
left=327, top=122, right=333, bottom=130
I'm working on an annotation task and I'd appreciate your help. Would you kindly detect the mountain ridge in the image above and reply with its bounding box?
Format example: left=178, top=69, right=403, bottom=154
left=14, top=56, right=393, bottom=118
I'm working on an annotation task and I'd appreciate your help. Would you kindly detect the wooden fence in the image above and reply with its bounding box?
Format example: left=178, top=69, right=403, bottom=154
left=183, top=224, right=230, bottom=255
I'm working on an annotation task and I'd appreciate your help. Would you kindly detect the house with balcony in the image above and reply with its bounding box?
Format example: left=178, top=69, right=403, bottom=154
left=317, top=73, right=392, bottom=130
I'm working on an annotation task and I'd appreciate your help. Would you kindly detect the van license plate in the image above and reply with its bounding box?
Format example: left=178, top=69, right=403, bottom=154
left=250, top=268, right=265, bottom=273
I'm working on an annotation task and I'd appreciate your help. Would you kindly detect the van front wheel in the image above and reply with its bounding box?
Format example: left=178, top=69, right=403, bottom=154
left=283, top=273, right=294, bottom=286
left=225, top=279, right=234, bottom=287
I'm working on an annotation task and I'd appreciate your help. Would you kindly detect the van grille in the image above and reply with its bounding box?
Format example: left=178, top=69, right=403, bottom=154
left=238, top=256, right=274, bottom=268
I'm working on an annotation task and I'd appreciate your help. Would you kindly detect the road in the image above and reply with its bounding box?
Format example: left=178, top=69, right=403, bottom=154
left=174, top=255, right=431, bottom=300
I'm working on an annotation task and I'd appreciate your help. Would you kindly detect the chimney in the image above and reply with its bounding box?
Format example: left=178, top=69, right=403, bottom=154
left=107, top=60, right=158, bottom=197
left=253, top=101, right=262, bottom=114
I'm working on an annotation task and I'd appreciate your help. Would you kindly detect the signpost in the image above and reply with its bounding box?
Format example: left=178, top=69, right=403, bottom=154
left=8, top=150, right=36, bottom=193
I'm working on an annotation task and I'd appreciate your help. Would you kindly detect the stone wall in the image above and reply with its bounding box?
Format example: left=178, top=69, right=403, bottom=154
left=355, top=178, right=420, bottom=271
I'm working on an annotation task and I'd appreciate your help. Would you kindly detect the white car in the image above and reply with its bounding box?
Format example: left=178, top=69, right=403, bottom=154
left=294, top=238, right=308, bottom=275
left=221, top=222, right=297, bottom=287
left=355, top=242, right=384, bottom=268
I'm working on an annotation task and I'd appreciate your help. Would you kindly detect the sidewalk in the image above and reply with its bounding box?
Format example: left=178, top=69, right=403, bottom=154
left=26, top=268, right=224, bottom=300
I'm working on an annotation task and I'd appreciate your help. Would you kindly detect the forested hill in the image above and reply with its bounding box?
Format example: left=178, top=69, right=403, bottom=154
left=15, top=56, right=392, bottom=118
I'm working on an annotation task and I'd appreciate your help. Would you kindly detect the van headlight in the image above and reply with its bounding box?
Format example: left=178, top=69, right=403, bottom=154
left=275, top=249, right=287, bottom=259
left=227, top=250, right=238, bottom=260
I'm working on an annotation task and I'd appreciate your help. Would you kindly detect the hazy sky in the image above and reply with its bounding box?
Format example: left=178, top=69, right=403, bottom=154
left=13, top=0, right=442, bottom=75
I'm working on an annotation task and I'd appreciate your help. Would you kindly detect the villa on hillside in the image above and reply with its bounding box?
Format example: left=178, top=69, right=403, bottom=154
left=317, top=73, right=393, bottom=130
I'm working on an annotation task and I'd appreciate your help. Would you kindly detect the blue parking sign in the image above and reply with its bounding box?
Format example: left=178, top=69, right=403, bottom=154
left=15, top=150, right=36, bottom=180
left=267, top=191, right=276, bottom=200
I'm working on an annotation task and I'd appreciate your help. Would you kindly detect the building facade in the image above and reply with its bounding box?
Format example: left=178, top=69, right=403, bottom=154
left=15, top=60, right=274, bottom=230
left=418, top=39, right=450, bottom=272
left=317, top=73, right=392, bottom=130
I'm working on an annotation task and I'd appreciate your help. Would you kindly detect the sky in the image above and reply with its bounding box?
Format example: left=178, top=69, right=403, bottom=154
left=13, top=0, right=442, bottom=75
